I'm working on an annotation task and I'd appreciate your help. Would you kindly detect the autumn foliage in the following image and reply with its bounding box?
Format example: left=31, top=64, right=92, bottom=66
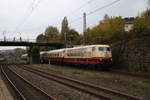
left=36, top=10, right=150, bottom=48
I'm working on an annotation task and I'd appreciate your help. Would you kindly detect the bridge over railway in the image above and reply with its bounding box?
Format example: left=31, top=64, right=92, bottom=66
left=0, top=41, right=64, bottom=47
left=0, top=40, right=64, bottom=64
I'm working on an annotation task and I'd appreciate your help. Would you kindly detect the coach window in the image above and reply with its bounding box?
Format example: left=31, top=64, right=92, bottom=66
left=99, top=47, right=110, bottom=51
left=92, top=47, right=95, bottom=51
left=99, top=47, right=103, bottom=51
left=107, top=47, right=110, bottom=51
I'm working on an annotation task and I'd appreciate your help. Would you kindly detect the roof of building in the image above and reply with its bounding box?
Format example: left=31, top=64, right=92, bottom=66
left=124, top=17, right=135, bottom=24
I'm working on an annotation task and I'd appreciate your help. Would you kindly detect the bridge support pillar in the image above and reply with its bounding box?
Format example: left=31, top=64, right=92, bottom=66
left=27, top=46, right=40, bottom=64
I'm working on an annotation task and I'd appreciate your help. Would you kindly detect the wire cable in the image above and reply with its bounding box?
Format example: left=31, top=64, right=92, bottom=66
left=66, top=0, right=94, bottom=17
left=70, top=0, right=121, bottom=24
left=14, top=0, right=37, bottom=31
left=87, top=0, right=120, bottom=16
left=15, top=0, right=41, bottom=32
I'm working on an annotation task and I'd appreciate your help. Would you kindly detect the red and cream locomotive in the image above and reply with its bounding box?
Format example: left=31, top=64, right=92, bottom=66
left=41, top=44, right=112, bottom=69
left=22, top=44, right=112, bottom=69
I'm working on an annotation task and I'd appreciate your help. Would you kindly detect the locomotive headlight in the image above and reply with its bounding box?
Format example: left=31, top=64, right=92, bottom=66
left=110, top=58, right=112, bottom=61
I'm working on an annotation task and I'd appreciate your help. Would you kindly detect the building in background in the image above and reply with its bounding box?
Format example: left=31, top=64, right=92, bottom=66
left=124, top=17, right=135, bottom=32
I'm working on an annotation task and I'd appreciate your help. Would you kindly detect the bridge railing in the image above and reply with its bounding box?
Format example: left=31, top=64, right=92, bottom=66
left=0, top=38, right=36, bottom=42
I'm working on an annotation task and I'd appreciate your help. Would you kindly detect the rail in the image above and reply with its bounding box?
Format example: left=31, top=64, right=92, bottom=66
left=1, top=65, right=55, bottom=100
left=20, top=65, right=141, bottom=100
left=1, top=65, right=26, bottom=100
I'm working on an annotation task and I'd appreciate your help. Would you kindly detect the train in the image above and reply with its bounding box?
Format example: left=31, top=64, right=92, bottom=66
left=21, top=54, right=28, bottom=61
left=0, top=58, right=6, bottom=62
left=22, top=44, right=112, bottom=69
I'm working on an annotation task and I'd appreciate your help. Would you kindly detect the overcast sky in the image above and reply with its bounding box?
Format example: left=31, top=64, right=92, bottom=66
left=0, top=0, right=148, bottom=50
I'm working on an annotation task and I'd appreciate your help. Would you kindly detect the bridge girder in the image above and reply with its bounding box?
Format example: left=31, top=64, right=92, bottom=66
left=0, top=41, right=64, bottom=48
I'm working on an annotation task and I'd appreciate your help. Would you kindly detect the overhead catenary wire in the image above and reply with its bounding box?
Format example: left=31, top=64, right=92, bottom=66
left=66, top=0, right=94, bottom=17
left=87, top=0, right=121, bottom=16
left=28, top=0, right=37, bottom=10
left=14, top=0, right=121, bottom=36
left=14, top=0, right=95, bottom=34
left=14, top=0, right=37, bottom=31
left=15, top=0, right=41, bottom=32
left=70, top=0, right=121, bottom=24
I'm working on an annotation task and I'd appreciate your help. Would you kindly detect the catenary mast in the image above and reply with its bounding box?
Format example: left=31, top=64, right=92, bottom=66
left=148, top=0, right=150, bottom=8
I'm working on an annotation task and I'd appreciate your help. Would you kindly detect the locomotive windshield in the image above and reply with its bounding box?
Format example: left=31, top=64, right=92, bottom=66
left=99, top=47, right=110, bottom=51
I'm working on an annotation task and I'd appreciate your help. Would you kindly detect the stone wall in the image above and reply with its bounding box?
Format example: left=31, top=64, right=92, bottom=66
left=119, top=37, right=150, bottom=72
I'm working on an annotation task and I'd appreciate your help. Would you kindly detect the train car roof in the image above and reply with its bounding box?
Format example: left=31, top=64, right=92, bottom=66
left=22, top=54, right=28, bottom=57
left=40, top=51, right=47, bottom=54
left=67, top=44, right=110, bottom=50
left=46, top=44, right=110, bottom=53
left=47, top=48, right=65, bottom=53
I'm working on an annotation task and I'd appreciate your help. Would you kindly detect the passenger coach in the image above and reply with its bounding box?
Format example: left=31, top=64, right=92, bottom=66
left=42, top=44, right=112, bottom=69
left=64, top=45, right=112, bottom=68
left=47, top=49, right=65, bottom=64
left=21, top=54, right=28, bottom=60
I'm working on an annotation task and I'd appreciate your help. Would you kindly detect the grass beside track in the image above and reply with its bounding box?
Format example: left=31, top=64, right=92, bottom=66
left=32, top=64, right=150, bottom=100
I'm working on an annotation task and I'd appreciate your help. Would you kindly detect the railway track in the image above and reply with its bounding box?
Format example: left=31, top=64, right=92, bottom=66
left=1, top=65, right=55, bottom=100
left=17, top=65, right=141, bottom=100
left=4, top=63, right=150, bottom=80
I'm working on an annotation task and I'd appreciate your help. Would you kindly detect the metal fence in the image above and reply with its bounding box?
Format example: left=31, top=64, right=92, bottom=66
left=0, top=38, right=36, bottom=42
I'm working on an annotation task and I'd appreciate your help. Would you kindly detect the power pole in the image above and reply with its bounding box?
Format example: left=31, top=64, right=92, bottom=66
left=3, top=31, right=6, bottom=41
left=65, top=32, right=67, bottom=48
left=83, top=12, right=86, bottom=45
left=18, top=32, right=22, bottom=41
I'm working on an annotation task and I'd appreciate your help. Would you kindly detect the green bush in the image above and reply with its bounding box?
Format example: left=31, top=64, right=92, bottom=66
left=111, top=42, right=122, bottom=67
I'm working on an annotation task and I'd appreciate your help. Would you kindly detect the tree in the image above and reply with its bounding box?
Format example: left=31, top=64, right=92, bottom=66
left=45, top=26, right=59, bottom=42
left=103, top=14, right=109, bottom=22
left=85, top=28, right=92, bottom=44
left=86, top=16, right=124, bottom=43
left=67, top=29, right=79, bottom=45
left=36, top=26, right=60, bottom=51
left=36, top=34, right=45, bottom=42
left=14, top=48, right=26, bottom=58
left=75, top=34, right=84, bottom=45
left=61, top=17, right=69, bottom=43
left=132, top=9, right=150, bottom=37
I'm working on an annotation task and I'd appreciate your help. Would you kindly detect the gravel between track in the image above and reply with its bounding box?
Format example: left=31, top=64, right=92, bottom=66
left=10, top=65, right=99, bottom=100
left=31, top=64, right=150, bottom=100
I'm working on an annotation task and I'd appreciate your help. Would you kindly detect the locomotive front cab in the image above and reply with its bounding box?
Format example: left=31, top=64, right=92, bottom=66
left=92, top=45, right=112, bottom=66
left=98, top=46, right=112, bottom=58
